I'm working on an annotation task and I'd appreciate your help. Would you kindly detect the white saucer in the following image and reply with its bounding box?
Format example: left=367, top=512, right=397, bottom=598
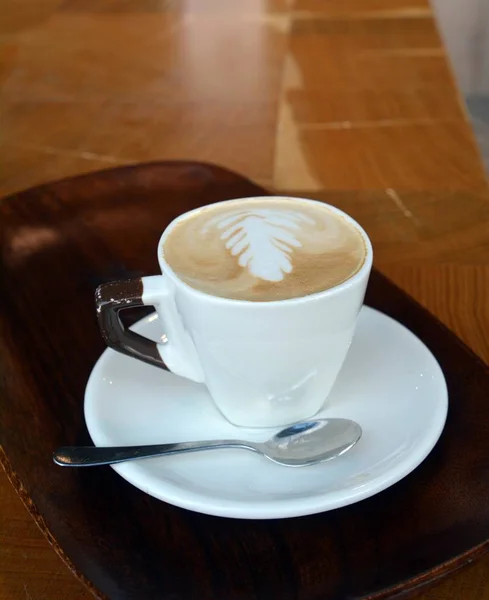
left=84, top=306, right=448, bottom=520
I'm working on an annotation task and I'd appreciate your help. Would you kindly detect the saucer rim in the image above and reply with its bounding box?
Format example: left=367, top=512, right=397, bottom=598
left=84, top=306, right=449, bottom=520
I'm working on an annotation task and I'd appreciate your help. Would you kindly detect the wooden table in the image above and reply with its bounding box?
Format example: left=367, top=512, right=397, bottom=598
left=1, top=1, right=488, bottom=598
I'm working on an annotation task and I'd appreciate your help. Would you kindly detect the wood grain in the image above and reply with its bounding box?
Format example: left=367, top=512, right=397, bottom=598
left=1, top=0, right=489, bottom=598
left=2, top=465, right=488, bottom=600
left=0, top=162, right=488, bottom=600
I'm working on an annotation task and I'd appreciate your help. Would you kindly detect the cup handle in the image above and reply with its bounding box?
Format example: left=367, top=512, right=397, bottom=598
left=95, top=276, right=205, bottom=383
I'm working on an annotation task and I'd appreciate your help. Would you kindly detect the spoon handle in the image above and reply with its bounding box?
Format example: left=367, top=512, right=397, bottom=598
left=53, top=440, right=258, bottom=467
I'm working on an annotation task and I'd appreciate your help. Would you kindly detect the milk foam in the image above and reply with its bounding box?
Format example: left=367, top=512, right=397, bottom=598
left=204, top=208, right=315, bottom=282
left=163, top=198, right=366, bottom=301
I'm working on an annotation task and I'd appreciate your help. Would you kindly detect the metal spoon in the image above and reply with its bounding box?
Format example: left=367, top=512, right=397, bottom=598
left=53, top=418, right=361, bottom=468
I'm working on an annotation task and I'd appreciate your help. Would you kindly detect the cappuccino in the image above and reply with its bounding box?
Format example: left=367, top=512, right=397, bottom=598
left=162, top=198, right=366, bottom=301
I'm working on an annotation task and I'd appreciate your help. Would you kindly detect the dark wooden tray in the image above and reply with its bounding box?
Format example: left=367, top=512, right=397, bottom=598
left=1, top=162, right=488, bottom=600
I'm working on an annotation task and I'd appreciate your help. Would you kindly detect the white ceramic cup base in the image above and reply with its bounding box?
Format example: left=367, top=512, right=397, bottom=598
left=85, top=306, right=448, bottom=520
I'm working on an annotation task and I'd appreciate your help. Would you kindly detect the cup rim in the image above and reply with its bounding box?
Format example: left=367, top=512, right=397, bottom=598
left=157, top=195, right=373, bottom=306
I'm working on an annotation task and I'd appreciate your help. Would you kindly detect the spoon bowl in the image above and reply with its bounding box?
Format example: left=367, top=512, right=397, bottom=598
left=53, top=418, right=362, bottom=468
left=262, top=419, right=362, bottom=466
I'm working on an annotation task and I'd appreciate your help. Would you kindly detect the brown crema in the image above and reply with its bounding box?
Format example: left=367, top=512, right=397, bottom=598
left=162, top=198, right=366, bottom=301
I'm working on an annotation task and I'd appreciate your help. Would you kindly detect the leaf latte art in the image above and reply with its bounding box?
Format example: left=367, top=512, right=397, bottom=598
left=163, top=198, right=366, bottom=301
left=204, top=209, right=314, bottom=282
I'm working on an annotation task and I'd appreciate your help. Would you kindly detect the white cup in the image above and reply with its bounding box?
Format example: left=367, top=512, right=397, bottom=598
left=96, top=197, right=373, bottom=428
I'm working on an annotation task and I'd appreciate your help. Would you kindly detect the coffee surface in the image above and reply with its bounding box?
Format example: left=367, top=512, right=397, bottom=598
left=162, top=198, right=366, bottom=301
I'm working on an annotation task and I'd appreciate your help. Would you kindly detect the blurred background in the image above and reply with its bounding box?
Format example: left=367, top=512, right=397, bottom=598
left=1, top=0, right=489, bottom=200
left=433, top=0, right=489, bottom=173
